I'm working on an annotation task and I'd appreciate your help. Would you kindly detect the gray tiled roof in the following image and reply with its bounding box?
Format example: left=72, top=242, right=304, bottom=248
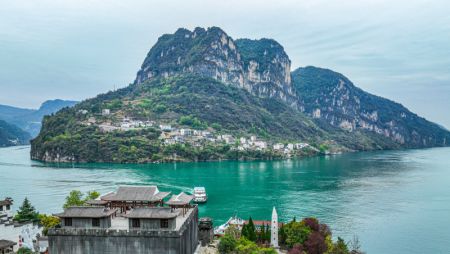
left=0, top=239, right=16, bottom=249
left=0, top=199, right=12, bottom=206
left=54, top=207, right=117, bottom=218
left=124, top=207, right=179, bottom=219
left=165, top=192, right=193, bottom=206
left=101, top=186, right=170, bottom=202
left=85, top=199, right=108, bottom=205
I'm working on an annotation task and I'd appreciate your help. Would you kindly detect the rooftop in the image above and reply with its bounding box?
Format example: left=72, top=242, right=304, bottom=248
left=124, top=207, right=179, bottom=219
left=101, top=186, right=170, bottom=202
left=112, top=207, right=196, bottom=231
left=54, top=207, right=117, bottom=218
left=0, top=239, right=16, bottom=249
left=0, top=199, right=12, bottom=206
left=165, top=192, right=193, bottom=206
left=85, top=199, right=108, bottom=205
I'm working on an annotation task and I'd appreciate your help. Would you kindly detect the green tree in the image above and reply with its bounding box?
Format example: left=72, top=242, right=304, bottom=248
left=235, top=237, right=259, bottom=253
left=218, top=234, right=237, bottom=254
left=284, top=220, right=312, bottom=248
left=241, top=217, right=257, bottom=242
left=16, top=247, right=33, bottom=254
left=328, top=237, right=350, bottom=254
left=14, top=198, right=39, bottom=223
left=85, top=190, right=100, bottom=201
left=38, top=214, right=61, bottom=236
left=63, top=190, right=100, bottom=208
left=63, top=190, right=84, bottom=208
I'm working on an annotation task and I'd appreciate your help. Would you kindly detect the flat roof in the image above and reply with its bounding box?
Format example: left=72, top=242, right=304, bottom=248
left=124, top=207, right=179, bottom=219
left=54, top=207, right=117, bottom=218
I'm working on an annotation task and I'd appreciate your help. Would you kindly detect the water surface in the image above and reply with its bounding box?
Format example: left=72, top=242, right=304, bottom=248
left=1, top=146, right=449, bottom=253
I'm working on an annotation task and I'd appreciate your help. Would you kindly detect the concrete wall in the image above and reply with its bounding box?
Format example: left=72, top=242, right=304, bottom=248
left=62, top=217, right=111, bottom=229
left=128, top=218, right=176, bottom=230
left=48, top=207, right=198, bottom=254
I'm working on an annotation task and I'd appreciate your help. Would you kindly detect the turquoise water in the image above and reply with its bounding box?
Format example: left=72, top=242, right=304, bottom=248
left=1, top=146, right=449, bottom=253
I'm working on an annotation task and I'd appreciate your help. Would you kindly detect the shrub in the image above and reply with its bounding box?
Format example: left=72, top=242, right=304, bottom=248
left=218, top=234, right=237, bottom=254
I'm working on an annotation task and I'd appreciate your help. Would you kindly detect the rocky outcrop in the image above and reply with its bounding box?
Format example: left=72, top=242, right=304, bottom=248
left=292, top=66, right=450, bottom=148
left=135, top=27, right=297, bottom=106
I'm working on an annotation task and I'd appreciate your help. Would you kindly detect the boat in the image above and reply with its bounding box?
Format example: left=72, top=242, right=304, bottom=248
left=193, top=187, right=208, bottom=203
left=214, top=215, right=245, bottom=236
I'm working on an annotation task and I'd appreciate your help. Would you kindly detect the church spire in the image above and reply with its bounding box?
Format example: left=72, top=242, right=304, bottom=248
left=271, top=206, right=279, bottom=248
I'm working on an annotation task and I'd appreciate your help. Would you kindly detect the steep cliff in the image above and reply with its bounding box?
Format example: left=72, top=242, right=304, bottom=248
left=135, top=27, right=297, bottom=106
left=292, top=66, right=449, bottom=147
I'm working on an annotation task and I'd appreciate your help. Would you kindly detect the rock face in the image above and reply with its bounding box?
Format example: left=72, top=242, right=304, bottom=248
left=292, top=66, right=449, bottom=147
left=30, top=26, right=450, bottom=163
left=135, top=27, right=297, bottom=106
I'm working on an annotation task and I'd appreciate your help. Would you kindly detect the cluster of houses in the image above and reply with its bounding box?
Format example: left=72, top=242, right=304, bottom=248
left=82, top=114, right=312, bottom=153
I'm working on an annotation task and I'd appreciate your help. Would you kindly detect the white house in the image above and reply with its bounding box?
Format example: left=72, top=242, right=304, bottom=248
left=254, top=141, right=267, bottom=149
left=159, top=125, right=172, bottom=131
left=102, top=109, right=110, bottom=116
left=180, top=129, right=193, bottom=136
left=273, top=143, right=284, bottom=150
left=295, top=143, right=309, bottom=149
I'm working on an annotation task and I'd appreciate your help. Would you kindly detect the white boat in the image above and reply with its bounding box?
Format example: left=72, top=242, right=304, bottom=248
left=193, top=187, right=208, bottom=203
left=214, top=215, right=245, bottom=235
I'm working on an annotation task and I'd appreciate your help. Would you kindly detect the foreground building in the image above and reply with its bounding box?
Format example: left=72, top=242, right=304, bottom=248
left=48, top=186, right=198, bottom=254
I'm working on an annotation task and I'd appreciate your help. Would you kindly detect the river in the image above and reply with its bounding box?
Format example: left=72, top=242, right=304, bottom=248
left=0, top=146, right=449, bottom=253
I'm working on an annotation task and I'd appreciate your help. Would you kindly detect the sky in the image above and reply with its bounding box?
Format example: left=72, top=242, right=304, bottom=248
left=0, top=0, right=449, bottom=128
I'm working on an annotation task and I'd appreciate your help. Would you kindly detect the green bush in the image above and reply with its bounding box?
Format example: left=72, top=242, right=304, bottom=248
left=218, top=234, right=237, bottom=254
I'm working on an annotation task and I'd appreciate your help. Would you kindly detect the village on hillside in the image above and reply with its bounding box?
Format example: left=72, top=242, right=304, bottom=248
left=79, top=109, right=315, bottom=157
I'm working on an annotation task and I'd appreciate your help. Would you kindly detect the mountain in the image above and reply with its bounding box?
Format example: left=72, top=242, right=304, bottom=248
left=292, top=66, right=449, bottom=147
left=30, top=27, right=450, bottom=163
left=0, top=120, right=32, bottom=147
left=135, top=27, right=298, bottom=107
left=0, top=99, right=78, bottom=137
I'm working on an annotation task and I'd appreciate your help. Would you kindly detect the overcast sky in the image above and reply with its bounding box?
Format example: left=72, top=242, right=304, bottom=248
left=1, top=0, right=449, bottom=128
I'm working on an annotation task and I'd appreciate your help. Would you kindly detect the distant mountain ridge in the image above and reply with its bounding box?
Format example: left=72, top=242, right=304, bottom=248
left=0, top=119, right=31, bottom=147
left=30, top=27, right=450, bottom=163
left=0, top=99, right=78, bottom=137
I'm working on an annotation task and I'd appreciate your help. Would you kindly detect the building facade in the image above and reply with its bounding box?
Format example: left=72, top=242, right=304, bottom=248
left=48, top=186, right=198, bottom=254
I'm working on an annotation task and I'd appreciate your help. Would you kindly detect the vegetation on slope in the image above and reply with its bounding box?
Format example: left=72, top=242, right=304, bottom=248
left=0, top=119, right=31, bottom=146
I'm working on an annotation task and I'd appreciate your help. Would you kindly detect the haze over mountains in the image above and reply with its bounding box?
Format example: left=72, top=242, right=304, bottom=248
left=0, top=99, right=78, bottom=146
left=30, top=27, right=450, bottom=163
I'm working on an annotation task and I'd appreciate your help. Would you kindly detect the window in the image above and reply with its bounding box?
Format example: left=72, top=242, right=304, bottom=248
left=0, top=205, right=3, bottom=211
left=65, top=218, right=72, bottom=227
left=6, top=204, right=10, bottom=210
left=160, top=219, right=169, bottom=228
left=132, top=218, right=140, bottom=228
left=92, top=218, right=100, bottom=227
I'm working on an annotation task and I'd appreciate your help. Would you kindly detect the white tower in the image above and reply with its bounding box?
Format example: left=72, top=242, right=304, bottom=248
left=271, top=206, right=279, bottom=248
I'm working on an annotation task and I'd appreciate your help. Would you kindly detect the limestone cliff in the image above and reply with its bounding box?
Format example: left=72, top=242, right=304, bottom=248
left=135, top=27, right=297, bottom=106
left=292, top=66, right=449, bottom=147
